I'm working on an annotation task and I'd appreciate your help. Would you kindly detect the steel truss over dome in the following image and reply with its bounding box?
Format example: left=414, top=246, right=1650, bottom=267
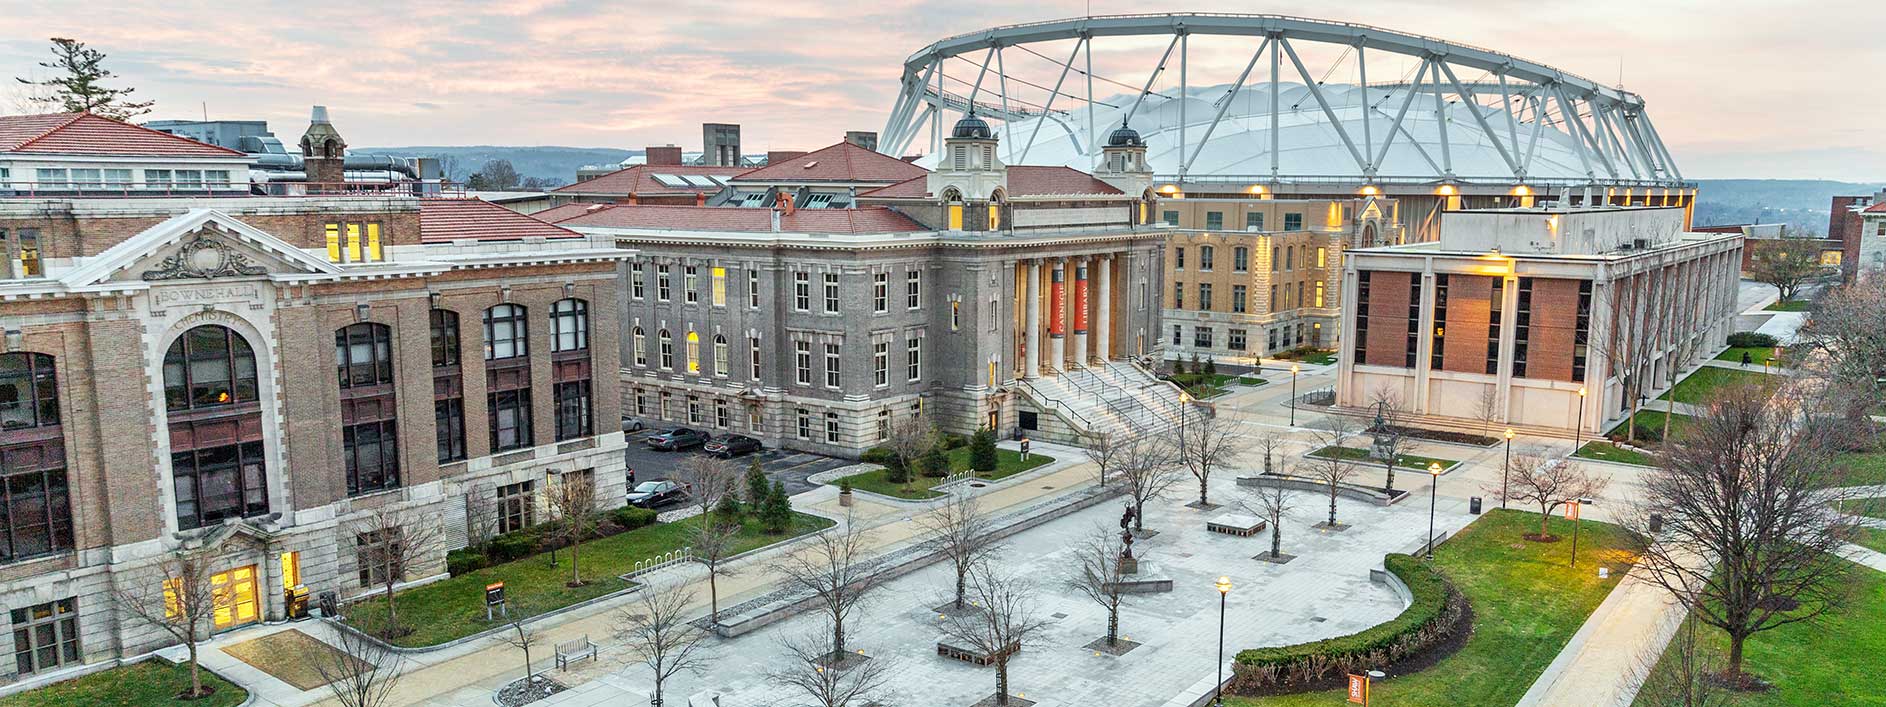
left=880, top=13, right=1689, bottom=193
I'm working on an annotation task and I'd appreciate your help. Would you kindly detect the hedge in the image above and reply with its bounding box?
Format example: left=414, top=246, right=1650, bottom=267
left=1229, top=554, right=1465, bottom=691
left=446, top=505, right=661, bottom=577
left=1726, top=331, right=1777, bottom=348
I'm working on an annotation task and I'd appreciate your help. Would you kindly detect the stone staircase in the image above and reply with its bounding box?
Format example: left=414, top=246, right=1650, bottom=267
left=1016, top=361, right=1190, bottom=442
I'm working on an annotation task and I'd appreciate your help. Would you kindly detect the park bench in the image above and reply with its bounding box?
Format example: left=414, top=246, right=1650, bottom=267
left=554, top=635, right=598, bottom=670
left=1206, top=514, right=1268, bottom=537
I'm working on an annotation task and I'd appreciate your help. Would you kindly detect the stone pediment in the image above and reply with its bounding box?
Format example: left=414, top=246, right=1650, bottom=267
left=61, top=208, right=342, bottom=291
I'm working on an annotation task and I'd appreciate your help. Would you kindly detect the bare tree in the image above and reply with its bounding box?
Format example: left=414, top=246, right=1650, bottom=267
left=1472, top=384, right=1504, bottom=439
left=1797, top=276, right=1886, bottom=425
left=354, top=507, right=442, bottom=638
left=935, top=564, right=1052, bottom=706
left=1746, top=240, right=1825, bottom=303
left=1065, top=527, right=1132, bottom=647
left=1238, top=466, right=1297, bottom=560
left=502, top=618, right=539, bottom=681
left=463, top=483, right=500, bottom=550
left=114, top=545, right=225, bottom=699
left=545, top=471, right=599, bottom=588
left=1366, top=385, right=1413, bottom=492
left=885, top=415, right=939, bottom=493
left=1630, top=380, right=1858, bottom=684
left=686, top=519, right=742, bottom=626
left=1627, top=614, right=1736, bottom=707
left=1106, top=432, right=1184, bottom=533
left=917, top=493, right=997, bottom=611
left=1177, top=410, right=1246, bottom=508
left=677, top=455, right=740, bottom=521
left=771, top=513, right=884, bottom=660
left=1082, top=430, right=1124, bottom=487
left=768, top=631, right=893, bottom=707
left=1253, top=433, right=1288, bottom=477
left=617, top=581, right=710, bottom=707
left=1494, top=455, right=1609, bottom=541
left=1599, top=269, right=1658, bottom=444
left=1304, top=416, right=1362, bottom=527
left=310, top=618, right=406, bottom=707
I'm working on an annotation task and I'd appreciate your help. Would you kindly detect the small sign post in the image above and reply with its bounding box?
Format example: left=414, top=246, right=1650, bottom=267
left=1347, top=673, right=1370, bottom=705
left=485, top=581, right=507, bottom=621
left=1567, top=499, right=1585, bottom=568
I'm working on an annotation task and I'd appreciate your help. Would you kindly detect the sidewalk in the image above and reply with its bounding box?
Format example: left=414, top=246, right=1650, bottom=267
left=1515, top=551, right=1710, bottom=707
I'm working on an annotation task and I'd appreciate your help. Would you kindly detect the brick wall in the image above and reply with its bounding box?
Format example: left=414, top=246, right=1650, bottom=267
left=1526, top=278, right=1583, bottom=382
left=1440, top=275, right=1494, bottom=374
left=1362, top=270, right=1412, bottom=367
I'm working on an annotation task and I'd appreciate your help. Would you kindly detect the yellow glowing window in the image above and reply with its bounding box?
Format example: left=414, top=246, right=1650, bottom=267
left=345, top=223, right=362, bottom=262
left=325, top=223, right=341, bottom=262
left=1821, top=251, right=1843, bottom=267
left=711, top=267, right=727, bottom=306
left=366, top=223, right=382, bottom=261
left=686, top=331, right=700, bottom=374
left=281, top=551, right=301, bottom=590
left=1139, top=202, right=1148, bottom=223
left=163, top=577, right=186, bottom=619
left=988, top=205, right=1001, bottom=230
left=947, top=204, right=964, bottom=230
left=1317, top=247, right=1327, bottom=268
left=1315, top=281, right=1326, bottom=307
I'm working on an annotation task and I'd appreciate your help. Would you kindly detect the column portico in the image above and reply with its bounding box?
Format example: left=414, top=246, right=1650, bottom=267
left=1048, top=260, right=1066, bottom=372
left=1096, top=254, right=1112, bottom=362
left=1024, top=259, right=1041, bottom=379
left=1072, top=257, right=1089, bottom=368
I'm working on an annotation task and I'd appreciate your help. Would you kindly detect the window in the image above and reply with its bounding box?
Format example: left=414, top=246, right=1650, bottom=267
left=554, top=380, right=593, bottom=441
left=1315, top=281, right=1326, bottom=308
left=794, top=272, right=810, bottom=311
left=823, top=273, right=839, bottom=314
left=1233, top=247, right=1249, bottom=273
left=825, top=412, right=839, bottom=443
left=796, top=409, right=811, bottom=439
left=795, top=341, right=812, bottom=385
left=873, top=273, right=888, bottom=313
left=1171, top=325, right=1183, bottom=346
left=435, top=398, right=466, bottom=463
left=684, top=265, right=699, bottom=304
left=873, top=342, right=889, bottom=387
left=657, top=265, right=672, bottom=301
left=496, top=481, right=534, bottom=534
left=1173, top=282, right=1183, bottom=309
left=1317, top=247, right=1327, bottom=268
left=1271, top=247, right=1280, bottom=272
left=877, top=410, right=891, bottom=441
left=906, top=338, right=922, bottom=382
left=0, top=352, right=59, bottom=431
left=713, top=335, right=730, bottom=377
left=5, top=228, right=42, bottom=278
left=1200, top=246, right=1215, bottom=271
left=685, top=331, right=700, bottom=374
left=11, top=599, right=78, bottom=676
left=659, top=330, right=674, bottom=370
left=1298, top=282, right=1307, bottom=310
left=1174, top=247, right=1185, bottom=270
left=636, top=390, right=650, bottom=416
left=483, top=304, right=528, bottom=361
left=632, top=265, right=646, bottom=299
left=342, top=420, right=399, bottom=495
left=1162, top=210, right=1179, bottom=226
left=906, top=270, right=922, bottom=309
left=430, top=310, right=460, bottom=368
left=951, top=301, right=960, bottom=331
left=1285, top=246, right=1294, bottom=271
left=172, top=440, right=268, bottom=530
left=488, top=389, right=533, bottom=452
left=1269, top=285, right=1278, bottom=313
left=711, top=266, right=727, bottom=306
left=1284, top=213, right=1303, bottom=231
left=1229, top=329, right=1247, bottom=351
left=749, top=337, right=762, bottom=380
left=1199, top=283, right=1213, bottom=310
left=1245, top=212, right=1264, bottom=231
left=322, top=222, right=384, bottom=263
left=34, top=169, right=67, bottom=188
left=0, top=453, right=72, bottom=564
left=824, top=343, right=841, bottom=388
left=336, top=323, right=399, bottom=495
left=1193, top=326, right=1214, bottom=348
left=1352, top=271, right=1371, bottom=364
left=163, top=325, right=259, bottom=411
left=715, top=399, right=730, bottom=428
left=1431, top=274, right=1450, bottom=370
left=336, top=323, right=393, bottom=389
left=748, top=269, right=760, bottom=308
left=1205, top=212, right=1224, bottom=230
left=552, top=299, right=589, bottom=352
left=687, top=395, right=703, bottom=424
left=1233, top=285, right=1247, bottom=313
left=632, top=327, right=647, bottom=367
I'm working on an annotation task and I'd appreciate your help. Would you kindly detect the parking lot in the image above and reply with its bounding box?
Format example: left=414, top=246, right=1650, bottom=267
left=620, top=425, right=854, bottom=506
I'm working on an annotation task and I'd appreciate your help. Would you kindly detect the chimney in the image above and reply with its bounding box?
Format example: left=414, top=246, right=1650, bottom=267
left=843, top=131, right=879, bottom=151
left=645, top=145, right=683, bottom=166
left=767, top=150, right=807, bottom=166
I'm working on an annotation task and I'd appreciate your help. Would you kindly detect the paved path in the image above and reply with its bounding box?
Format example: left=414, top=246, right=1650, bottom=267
left=1843, top=543, right=1886, bottom=573
left=1514, top=552, right=1708, bottom=707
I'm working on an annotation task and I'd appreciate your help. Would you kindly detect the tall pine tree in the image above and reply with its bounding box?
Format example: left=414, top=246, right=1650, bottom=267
left=16, top=38, right=153, bottom=120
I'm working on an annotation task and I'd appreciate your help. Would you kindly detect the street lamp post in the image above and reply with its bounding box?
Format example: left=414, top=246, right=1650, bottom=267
left=1289, top=364, right=1301, bottom=426
left=1569, top=499, right=1584, bottom=568
left=1425, top=462, right=1443, bottom=560
left=1501, top=428, right=1515, bottom=510
left=545, top=470, right=559, bottom=568
left=1214, top=576, right=1233, bottom=707
left=1179, top=390, right=1191, bottom=436
left=1574, top=387, right=1588, bottom=453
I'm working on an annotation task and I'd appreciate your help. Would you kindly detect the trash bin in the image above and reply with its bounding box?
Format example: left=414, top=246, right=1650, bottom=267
left=1470, top=496, right=1483, bottom=515
left=1649, top=513, right=1664, bottom=533
left=317, top=590, right=338, bottom=619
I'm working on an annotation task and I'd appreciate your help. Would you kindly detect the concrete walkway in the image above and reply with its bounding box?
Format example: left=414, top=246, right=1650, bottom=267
left=1842, top=543, right=1886, bottom=574
left=1514, top=552, right=1709, bottom=707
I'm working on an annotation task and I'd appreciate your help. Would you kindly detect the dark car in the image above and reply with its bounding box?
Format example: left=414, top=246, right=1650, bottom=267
left=626, top=480, right=689, bottom=508
left=704, top=434, right=762, bottom=458
left=646, top=427, right=710, bottom=451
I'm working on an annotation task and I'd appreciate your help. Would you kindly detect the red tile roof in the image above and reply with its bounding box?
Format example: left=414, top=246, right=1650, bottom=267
left=732, top=142, right=929, bottom=184
left=531, top=202, right=617, bottom=223
left=1864, top=201, right=1886, bottom=214
left=419, top=199, right=584, bottom=243
left=860, top=176, right=929, bottom=198
left=559, top=204, right=926, bottom=234
left=860, top=166, right=1124, bottom=199
left=553, top=164, right=749, bottom=195
left=0, top=112, right=247, bottom=157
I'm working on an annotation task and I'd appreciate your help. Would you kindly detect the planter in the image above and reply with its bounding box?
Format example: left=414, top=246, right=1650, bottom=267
left=838, top=490, right=854, bottom=507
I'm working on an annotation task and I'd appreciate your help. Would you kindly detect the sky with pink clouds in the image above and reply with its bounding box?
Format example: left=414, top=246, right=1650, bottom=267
left=2, top=0, right=1880, bottom=181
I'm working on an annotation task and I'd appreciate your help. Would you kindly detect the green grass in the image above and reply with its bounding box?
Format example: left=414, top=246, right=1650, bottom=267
left=835, top=448, right=1053, bottom=500
left=1715, top=346, right=1780, bottom=367
left=1237, top=376, right=1268, bottom=386
left=1307, top=445, right=1460, bottom=472
left=1303, top=350, right=1338, bottom=365
left=0, top=659, right=248, bottom=707
left=1834, top=451, right=1886, bottom=487
left=1657, top=366, right=1777, bottom=405
left=1853, top=527, right=1886, bottom=555
left=1229, top=509, right=1635, bottom=706
left=1764, top=299, right=1811, bottom=312
left=345, top=511, right=833, bottom=647
left=1631, top=558, right=1886, bottom=707
left=1835, top=497, right=1886, bottom=520
left=1608, top=410, right=1694, bottom=444
left=1574, top=441, right=1656, bottom=466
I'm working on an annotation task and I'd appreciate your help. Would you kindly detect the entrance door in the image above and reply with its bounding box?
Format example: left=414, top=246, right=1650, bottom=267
left=211, top=565, right=260, bottom=630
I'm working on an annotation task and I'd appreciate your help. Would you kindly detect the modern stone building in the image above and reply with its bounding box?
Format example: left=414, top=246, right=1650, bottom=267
left=547, top=118, right=1177, bottom=452
left=0, top=113, right=626, bottom=685
left=1335, top=205, right=1742, bottom=436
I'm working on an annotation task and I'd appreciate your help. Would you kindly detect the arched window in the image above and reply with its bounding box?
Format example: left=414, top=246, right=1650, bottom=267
left=944, top=188, right=964, bottom=231
left=0, top=353, right=58, bottom=431
left=988, top=189, right=1006, bottom=231
left=431, top=310, right=466, bottom=464
left=632, top=326, right=647, bottom=367
left=0, top=352, right=72, bottom=564
left=163, top=325, right=258, bottom=411
left=163, top=325, right=267, bottom=529
left=713, top=335, right=729, bottom=377
left=552, top=299, right=589, bottom=352
left=336, top=323, right=399, bottom=495
left=685, top=331, right=701, bottom=374
left=483, top=304, right=528, bottom=361
left=658, top=329, right=674, bottom=370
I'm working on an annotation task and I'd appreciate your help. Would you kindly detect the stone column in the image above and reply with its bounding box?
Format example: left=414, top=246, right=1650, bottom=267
left=1024, top=259, right=1041, bottom=379
left=1049, top=260, right=1066, bottom=372
left=1093, top=254, right=1101, bottom=361
left=1072, top=257, right=1090, bottom=368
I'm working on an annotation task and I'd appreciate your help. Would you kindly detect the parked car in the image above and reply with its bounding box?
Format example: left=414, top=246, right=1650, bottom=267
left=646, top=427, right=710, bottom=451
left=704, top=434, right=762, bottom=458
left=626, top=479, right=689, bottom=508
left=621, top=416, right=646, bottom=433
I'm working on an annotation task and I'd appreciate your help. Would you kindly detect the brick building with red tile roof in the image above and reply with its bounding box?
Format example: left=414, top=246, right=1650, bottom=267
left=1, top=112, right=254, bottom=195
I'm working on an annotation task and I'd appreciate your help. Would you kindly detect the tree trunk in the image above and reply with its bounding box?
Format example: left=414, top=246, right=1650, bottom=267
left=1199, top=478, right=1209, bottom=507
left=523, top=646, right=532, bottom=679
left=385, top=580, right=399, bottom=634
left=1271, top=525, right=1282, bottom=558
left=1327, top=488, right=1338, bottom=525
left=954, top=572, right=966, bottom=610
left=1107, top=604, right=1119, bottom=645
left=1383, top=460, right=1396, bottom=492
left=653, top=679, right=663, bottom=707
left=833, top=617, right=846, bottom=658
left=1540, top=509, right=1551, bottom=539
left=709, top=572, right=720, bottom=624
left=1133, top=500, right=1145, bottom=531
left=996, top=661, right=1011, bottom=705
left=1726, top=631, right=1747, bottom=680
left=570, top=537, right=583, bottom=586
left=187, top=640, right=202, bottom=698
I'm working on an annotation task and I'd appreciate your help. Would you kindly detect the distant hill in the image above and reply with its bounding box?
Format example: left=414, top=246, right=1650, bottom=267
left=352, top=146, right=637, bottom=188
left=1692, top=179, right=1884, bottom=235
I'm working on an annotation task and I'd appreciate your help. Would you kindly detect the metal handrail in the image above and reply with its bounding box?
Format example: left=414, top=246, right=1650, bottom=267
left=1017, top=377, right=1097, bottom=431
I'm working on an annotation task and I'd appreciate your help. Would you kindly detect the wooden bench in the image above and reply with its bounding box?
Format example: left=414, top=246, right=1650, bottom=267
left=936, top=640, right=1019, bottom=666
left=554, top=635, right=598, bottom=670
left=1206, top=514, right=1268, bottom=537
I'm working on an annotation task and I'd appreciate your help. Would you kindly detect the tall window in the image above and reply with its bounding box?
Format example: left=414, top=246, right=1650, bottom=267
left=824, top=343, right=841, bottom=388
left=497, top=481, right=534, bottom=533
left=794, top=272, right=810, bottom=311
left=713, top=335, right=730, bottom=377
left=0, top=352, right=58, bottom=431
left=10, top=598, right=78, bottom=676
left=4, top=229, right=42, bottom=278
left=712, top=267, right=727, bottom=307
left=631, top=264, right=646, bottom=299
left=907, top=338, right=923, bottom=382
left=659, top=330, right=674, bottom=370
left=0, top=353, right=71, bottom=563
left=1199, top=283, right=1213, bottom=311
left=553, top=379, right=592, bottom=441
left=551, top=298, right=593, bottom=442
left=657, top=265, right=672, bottom=301
left=685, top=331, right=701, bottom=374
left=336, top=323, right=399, bottom=495
left=825, top=412, right=839, bottom=443
left=632, top=326, right=647, bottom=367
left=551, top=299, right=589, bottom=352
left=1174, top=247, right=1185, bottom=270
left=164, top=326, right=267, bottom=530
left=1199, top=246, right=1215, bottom=271
left=483, top=304, right=528, bottom=361
left=873, top=342, right=889, bottom=387
left=684, top=266, right=699, bottom=304
left=906, top=270, right=922, bottom=309
left=1233, top=247, right=1249, bottom=272
left=823, top=273, right=839, bottom=313
left=797, top=409, right=811, bottom=439
left=748, top=269, right=760, bottom=308
left=1233, top=285, right=1247, bottom=313
left=873, top=273, right=888, bottom=313
left=749, top=336, right=762, bottom=380
left=795, top=341, right=812, bottom=385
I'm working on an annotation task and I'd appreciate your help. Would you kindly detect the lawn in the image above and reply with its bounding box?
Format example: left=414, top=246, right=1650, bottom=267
left=1228, top=509, right=1636, bottom=706
left=1853, top=527, right=1886, bottom=555
left=1764, top=299, right=1811, bottom=312
left=1835, top=451, right=1886, bottom=487
left=344, top=510, right=833, bottom=647
left=835, top=448, right=1053, bottom=500
left=1307, top=445, right=1460, bottom=472
left=1834, top=497, right=1886, bottom=520
left=1631, top=557, right=1886, bottom=707
left=1575, top=441, right=1656, bottom=467
left=1715, top=346, right=1780, bottom=367
left=0, top=659, right=248, bottom=707
left=1237, top=375, right=1269, bottom=386
left=1608, top=410, right=1693, bottom=444
left=1657, top=366, right=1776, bottom=405
left=1172, top=372, right=1238, bottom=399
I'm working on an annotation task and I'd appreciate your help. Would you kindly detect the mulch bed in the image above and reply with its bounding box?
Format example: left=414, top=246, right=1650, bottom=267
left=1378, top=425, right=1501, bottom=448
left=496, top=675, right=568, bottom=707
left=1084, top=637, right=1142, bottom=656
left=1232, top=592, right=1476, bottom=698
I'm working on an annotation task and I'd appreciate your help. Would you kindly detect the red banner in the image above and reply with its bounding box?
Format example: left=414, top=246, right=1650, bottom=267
left=1073, top=265, right=1089, bottom=334
left=1049, top=267, right=1066, bottom=336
